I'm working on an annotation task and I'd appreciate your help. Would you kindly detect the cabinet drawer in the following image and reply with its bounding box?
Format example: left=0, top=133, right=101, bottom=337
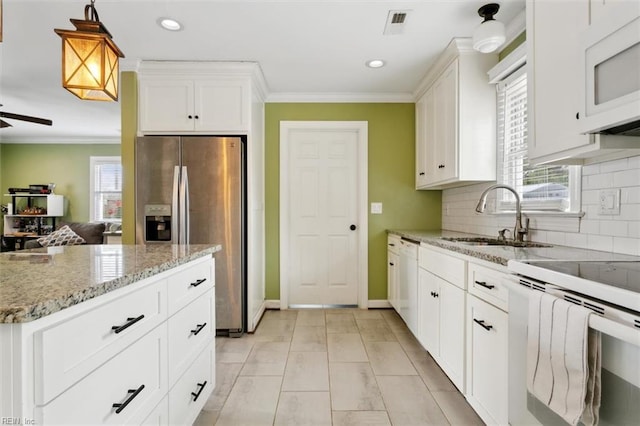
left=169, top=344, right=215, bottom=426
left=168, top=290, right=215, bottom=385
left=36, top=277, right=167, bottom=404
left=38, top=324, right=167, bottom=425
left=467, top=263, right=509, bottom=311
left=419, top=246, right=466, bottom=289
left=387, top=234, right=401, bottom=254
left=167, top=257, right=214, bottom=315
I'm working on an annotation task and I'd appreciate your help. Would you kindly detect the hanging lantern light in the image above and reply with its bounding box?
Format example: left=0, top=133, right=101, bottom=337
left=54, top=0, right=125, bottom=101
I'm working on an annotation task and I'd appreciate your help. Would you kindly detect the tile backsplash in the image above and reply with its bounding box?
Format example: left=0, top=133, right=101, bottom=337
left=442, top=155, right=640, bottom=256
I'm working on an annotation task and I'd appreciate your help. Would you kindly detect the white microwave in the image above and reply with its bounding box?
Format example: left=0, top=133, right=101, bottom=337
left=580, top=7, right=640, bottom=135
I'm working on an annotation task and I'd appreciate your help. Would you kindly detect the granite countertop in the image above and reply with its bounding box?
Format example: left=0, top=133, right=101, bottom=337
left=0, top=244, right=221, bottom=323
left=388, top=229, right=640, bottom=266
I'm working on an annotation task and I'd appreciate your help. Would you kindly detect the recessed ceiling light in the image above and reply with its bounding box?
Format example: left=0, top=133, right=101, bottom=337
left=158, top=18, right=182, bottom=31
left=366, top=59, right=386, bottom=68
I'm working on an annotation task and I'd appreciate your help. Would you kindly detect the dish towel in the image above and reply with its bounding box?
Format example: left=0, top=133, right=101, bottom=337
left=527, top=291, right=602, bottom=426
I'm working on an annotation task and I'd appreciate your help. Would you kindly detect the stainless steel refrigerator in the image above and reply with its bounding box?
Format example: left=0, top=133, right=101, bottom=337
left=135, top=136, right=245, bottom=336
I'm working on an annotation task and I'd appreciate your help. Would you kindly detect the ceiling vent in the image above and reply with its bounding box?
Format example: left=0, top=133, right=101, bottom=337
left=383, top=10, right=411, bottom=35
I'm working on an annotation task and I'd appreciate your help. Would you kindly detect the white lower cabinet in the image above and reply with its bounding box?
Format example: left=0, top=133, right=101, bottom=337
left=4, top=255, right=216, bottom=425
left=394, top=240, right=511, bottom=423
left=465, top=261, right=509, bottom=425
left=417, top=246, right=466, bottom=392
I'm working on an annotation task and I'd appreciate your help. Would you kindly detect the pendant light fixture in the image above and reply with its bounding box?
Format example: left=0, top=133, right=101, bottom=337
left=472, top=3, right=506, bottom=54
left=54, top=0, right=125, bottom=101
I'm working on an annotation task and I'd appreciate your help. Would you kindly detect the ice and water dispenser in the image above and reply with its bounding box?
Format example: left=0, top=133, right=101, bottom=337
left=144, top=204, right=172, bottom=242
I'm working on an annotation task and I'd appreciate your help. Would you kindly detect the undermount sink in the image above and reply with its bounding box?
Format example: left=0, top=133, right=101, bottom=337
left=440, top=237, right=553, bottom=248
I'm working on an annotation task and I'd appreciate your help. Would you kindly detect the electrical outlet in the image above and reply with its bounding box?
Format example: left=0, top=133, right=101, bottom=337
left=598, top=189, right=621, bottom=215
left=371, top=202, right=383, bottom=214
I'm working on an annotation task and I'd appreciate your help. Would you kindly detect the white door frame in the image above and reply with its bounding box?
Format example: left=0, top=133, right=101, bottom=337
left=279, top=121, right=368, bottom=309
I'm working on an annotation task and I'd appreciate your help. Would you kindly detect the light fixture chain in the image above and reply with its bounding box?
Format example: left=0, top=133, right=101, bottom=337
left=84, top=0, right=100, bottom=23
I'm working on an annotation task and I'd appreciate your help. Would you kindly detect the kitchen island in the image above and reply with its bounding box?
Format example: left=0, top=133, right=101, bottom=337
left=0, top=243, right=220, bottom=425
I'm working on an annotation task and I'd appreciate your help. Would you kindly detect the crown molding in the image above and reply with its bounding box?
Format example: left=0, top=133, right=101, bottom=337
left=266, top=92, right=414, bottom=103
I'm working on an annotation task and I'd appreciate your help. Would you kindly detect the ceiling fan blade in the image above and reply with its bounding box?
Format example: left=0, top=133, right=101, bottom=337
left=0, top=119, right=13, bottom=128
left=0, top=112, right=53, bottom=126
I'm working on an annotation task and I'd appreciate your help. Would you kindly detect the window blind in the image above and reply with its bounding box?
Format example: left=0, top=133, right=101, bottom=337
left=90, top=157, right=122, bottom=222
left=496, top=69, right=574, bottom=212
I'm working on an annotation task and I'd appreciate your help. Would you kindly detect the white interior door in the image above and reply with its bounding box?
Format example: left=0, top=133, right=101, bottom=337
left=280, top=121, right=368, bottom=308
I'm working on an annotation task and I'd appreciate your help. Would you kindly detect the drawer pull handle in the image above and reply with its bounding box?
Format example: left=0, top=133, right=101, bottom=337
left=430, top=291, right=439, bottom=298
left=389, top=262, right=394, bottom=266
left=475, top=280, right=495, bottom=290
left=388, top=243, right=395, bottom=246
left=191, top=323, right=207, bottom=336
left=473, top=319, right=493, bottom=331
left=112, top=384, right=145, bottom=414
left=111, top=314, right=145, bottom=334
left=190, top=278, right=207, bottom=287
left=191, top=381, right=208, bottom=402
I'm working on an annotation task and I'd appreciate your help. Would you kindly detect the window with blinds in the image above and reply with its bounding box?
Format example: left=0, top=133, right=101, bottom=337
left=496, top=68, right=580, bottom=212
left=90, top=156, right=122, bottom=223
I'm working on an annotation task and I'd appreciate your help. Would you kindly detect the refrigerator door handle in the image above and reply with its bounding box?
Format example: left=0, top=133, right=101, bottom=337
left=180, top=166, right=190, bottom=245
left=172, top=165, right=180, bottom=244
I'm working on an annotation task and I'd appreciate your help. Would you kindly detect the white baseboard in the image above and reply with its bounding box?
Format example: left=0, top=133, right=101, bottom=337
left=263, top=300, right=391, bottom=309
left=265, top=300, right=281, bottom=310
left=249, top=301, right=266, bottom=333
left=368, top=300, right=392, bottom=309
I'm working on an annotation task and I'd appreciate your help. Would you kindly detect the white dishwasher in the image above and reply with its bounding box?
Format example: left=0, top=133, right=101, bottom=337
left=398, top=237, right=419, bottom=335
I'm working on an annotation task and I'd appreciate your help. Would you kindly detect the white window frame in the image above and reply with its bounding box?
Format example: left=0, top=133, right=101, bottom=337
left=89, top=156, right=122, bottom=224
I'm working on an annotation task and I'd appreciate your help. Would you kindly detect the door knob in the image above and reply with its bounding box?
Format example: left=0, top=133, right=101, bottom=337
left=350, top=224, right=357, bottom=231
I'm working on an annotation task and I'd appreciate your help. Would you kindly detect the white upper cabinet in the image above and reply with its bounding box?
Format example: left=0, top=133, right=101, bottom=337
left=415, top=38, right=497, bottom=190
left=137, top=62, right=262, bottom=134
left=527, top=0, right=591, bottom=163
left=527, top=0, right=640, bottom=165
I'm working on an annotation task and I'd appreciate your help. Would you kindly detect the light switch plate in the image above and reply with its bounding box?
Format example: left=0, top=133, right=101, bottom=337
left=598, top=189, right=620, bottom=215
left=371, top=202, right=383, bottom=214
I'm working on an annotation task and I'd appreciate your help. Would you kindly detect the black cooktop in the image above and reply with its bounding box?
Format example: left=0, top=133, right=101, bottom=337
left=523, top=260, right=640, bottom=293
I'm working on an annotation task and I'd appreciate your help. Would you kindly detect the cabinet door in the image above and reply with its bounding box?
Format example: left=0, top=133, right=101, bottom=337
left=194, top=79, right=249, bottom=132
left=139, top=79, right=195, bottom=132
left=387, top=250, right=399, bottom=311
left=417, top=268, right=439, bottom=355
left=466, top=295, right=508, bottom=425
left=416, top=89, right=437, bottom=188
left=433, top=60, right=458, bottom=182
left=527, top=0, right=591, bottom=161
left=438, top=280, right=465, bottom=392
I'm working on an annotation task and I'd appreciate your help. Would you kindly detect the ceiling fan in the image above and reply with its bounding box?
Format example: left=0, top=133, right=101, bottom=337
left=0, top=105, right=53, bottom=128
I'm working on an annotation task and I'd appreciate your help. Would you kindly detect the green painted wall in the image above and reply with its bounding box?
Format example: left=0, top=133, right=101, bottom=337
left=0, top=144, right=120, bottom=226
left=265, top=103, right=442, bottom=301
left=121, top=72, right=137, bottom=244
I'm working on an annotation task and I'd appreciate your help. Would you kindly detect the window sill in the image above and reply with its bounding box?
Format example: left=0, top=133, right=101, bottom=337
left=492, top=210, right=585, bottom=233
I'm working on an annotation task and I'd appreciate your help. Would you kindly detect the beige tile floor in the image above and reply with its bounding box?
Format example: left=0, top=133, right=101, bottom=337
left=194, top=308, right=485, bottom=426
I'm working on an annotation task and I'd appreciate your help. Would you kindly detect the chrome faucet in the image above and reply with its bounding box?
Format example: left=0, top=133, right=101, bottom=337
left=475, top=184, right=529, bottom=242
